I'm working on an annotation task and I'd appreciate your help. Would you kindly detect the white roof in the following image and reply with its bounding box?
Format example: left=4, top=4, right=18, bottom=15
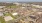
left=0, top=12, right=3, bottom=16
left=4, top=16, right=13, bottom=21
left=0, top=6, right=5, bottom=8
left=12, top=13, right=18, bottom=16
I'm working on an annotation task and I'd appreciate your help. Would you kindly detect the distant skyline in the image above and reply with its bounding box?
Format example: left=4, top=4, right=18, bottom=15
left=0, top=0, right=42, bottom=2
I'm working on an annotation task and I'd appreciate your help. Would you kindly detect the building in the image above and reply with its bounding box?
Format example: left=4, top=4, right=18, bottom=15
left=31, top=4, right=41, bottom=8
left=12, top=12, right=18, bottom=16
left=22, top=3, right=27, bottom=6
left=37, top=12, right=42, bottom=14
left=4, top=16, right=13, bottom=21
left=0, top=6, right=6, bottom=8
left=21, top=7, right=25, bottom=9
left=40, top=6, right=42, bottom=8
left=0, top=12, right=3, bottom=16
left=13, top=2, right=21, bottom=6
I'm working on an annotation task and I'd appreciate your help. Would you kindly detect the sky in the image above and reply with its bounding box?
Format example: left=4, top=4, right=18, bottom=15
left=0, top=0, right=42, bottom=2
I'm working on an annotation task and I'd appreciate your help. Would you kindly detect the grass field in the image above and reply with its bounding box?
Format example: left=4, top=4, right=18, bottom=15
left=0, top=17, right=6, bottom=23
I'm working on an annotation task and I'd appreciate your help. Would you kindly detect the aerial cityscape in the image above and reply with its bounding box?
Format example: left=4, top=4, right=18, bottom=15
left=0, top=0, right=42, bottom=23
